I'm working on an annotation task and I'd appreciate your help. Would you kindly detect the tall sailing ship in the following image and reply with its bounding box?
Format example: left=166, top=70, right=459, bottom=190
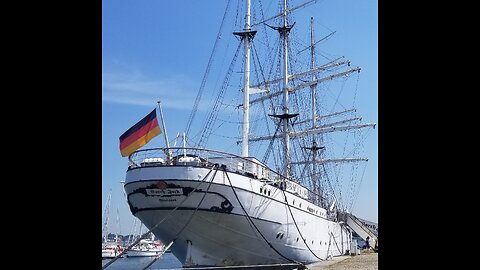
left=122, top=0, right=376, bottom=268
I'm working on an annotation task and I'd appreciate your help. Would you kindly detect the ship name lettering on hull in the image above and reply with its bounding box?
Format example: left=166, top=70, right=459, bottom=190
left=146, top=188, right=183, bottom=196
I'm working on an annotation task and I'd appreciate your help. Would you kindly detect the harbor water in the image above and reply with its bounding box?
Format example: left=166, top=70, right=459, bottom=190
left=102, top=253, right=182, bottom=270
left=102, top=253, right=303, bottom=269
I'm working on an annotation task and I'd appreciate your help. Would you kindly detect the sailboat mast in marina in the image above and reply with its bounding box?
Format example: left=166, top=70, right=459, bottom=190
left=119, top=0, right=377, bottom=268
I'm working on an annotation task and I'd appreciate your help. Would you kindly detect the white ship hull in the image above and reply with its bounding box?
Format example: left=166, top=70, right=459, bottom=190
left=124, top=161, right=352, bottom=267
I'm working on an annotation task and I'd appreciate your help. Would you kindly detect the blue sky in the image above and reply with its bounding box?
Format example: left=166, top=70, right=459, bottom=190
left=102, top=0, right=377, bottom=235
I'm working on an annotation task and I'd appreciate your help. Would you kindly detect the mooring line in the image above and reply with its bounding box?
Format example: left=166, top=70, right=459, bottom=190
left=103, top=165, right=217, bottom=269
left=142, top=164, right=220, bottom=270
left=279, top=188, right=325, bottom=261
left=141, top=167, right=219, bottom=270
left=140, top=241, right=175, bottom=270
left=222, top=167, right=304, bottom=268
left=329, top=232, right=342, bottom=255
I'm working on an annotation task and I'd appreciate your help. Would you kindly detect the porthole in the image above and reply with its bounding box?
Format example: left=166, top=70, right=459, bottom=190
left=260, top=187, right=263, bottom=193
left=268, top=190, right=271, bottom=196
left=296, top=237, right=299, bottom=242
left=276, top=233, right=281, bottom=239
left=280, top=233, right=284, bottom=239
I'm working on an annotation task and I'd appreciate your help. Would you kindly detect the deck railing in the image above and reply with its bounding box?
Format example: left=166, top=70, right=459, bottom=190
left=128, top=147, right=319, bottom=203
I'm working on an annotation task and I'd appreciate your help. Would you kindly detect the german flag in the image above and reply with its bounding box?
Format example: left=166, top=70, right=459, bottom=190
left=119, top=109, right=161, bottom=157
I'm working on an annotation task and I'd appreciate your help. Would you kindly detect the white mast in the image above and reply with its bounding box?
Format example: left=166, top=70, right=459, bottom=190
left=310, top=17, right=321, bottom=206
left=102, top=188, right=112, bottom=242
left=115, top=207, right=121, bottom=244
left=241, top=0, right=252, bottom=157
left=282, top=0, right=291, bottom=178
left=265, top=0, right=295, bottom=178
left=128, top=217, right=138, bottom=245
left=310, top=17, right=317, bottom=133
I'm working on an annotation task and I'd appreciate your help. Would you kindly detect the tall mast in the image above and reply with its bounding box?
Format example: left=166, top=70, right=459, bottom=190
left=310, top=17, right=321, bottom=206
left=266, top=0, right=295, bottom=178
left=310, top=17, right=316, bottom=132
left=281, top=0, right=292, bottom=178
left=102, top=188, right=112, bottom=242
left=115, top=207, right=121, bottom=244
left=241, top=0, right=252, bottom=157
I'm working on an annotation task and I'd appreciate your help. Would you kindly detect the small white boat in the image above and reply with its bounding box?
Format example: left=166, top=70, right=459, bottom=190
left=102, top=242, right=124, bottom=259
left=126, top=239, right=164, bottom=257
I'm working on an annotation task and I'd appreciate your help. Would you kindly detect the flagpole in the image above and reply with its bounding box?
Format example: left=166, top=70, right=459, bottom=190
left=157, top=101, right=172, bottom=163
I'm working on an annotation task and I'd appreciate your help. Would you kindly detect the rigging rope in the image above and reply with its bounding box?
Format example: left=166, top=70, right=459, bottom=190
left=329, top=232, right=343, bottom=255
left=102, top=166, right=217, bottom=269
left=102, top=189, right=112, bottom=241
left=352, top=72, right=360, bottom=108
left=185, top=0, right=232, bottom=138
left=279, top=188, right=325, bottom=261
left=262, top=120, right=282, bottom=164
left=196, top=42, right=242, bottom=149
left=222, top=167, right=303, bottom=267
left=141, top=241, right=175, bottom=270
left=320, top=162, right=339, bottom=211
left=251, top=42, right=279, bottom=164
left=348, top=162, right=367, bottom=213
left=141, top=168, right=219, bottom=270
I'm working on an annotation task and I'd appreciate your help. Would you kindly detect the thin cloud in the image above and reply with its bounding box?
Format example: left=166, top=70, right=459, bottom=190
left=102, top=70, right=199, bottom=110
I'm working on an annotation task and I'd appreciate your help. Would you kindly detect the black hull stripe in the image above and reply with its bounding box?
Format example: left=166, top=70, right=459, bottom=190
left=125, top=179, right=330, bottom=221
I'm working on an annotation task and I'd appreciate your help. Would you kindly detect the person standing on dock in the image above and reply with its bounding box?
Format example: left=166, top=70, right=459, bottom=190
left=365, top=236, right=370, bottom=249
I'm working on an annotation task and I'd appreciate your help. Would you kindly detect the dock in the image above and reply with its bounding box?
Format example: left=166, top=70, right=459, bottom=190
left=306, top=251, right=378, bottom=270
